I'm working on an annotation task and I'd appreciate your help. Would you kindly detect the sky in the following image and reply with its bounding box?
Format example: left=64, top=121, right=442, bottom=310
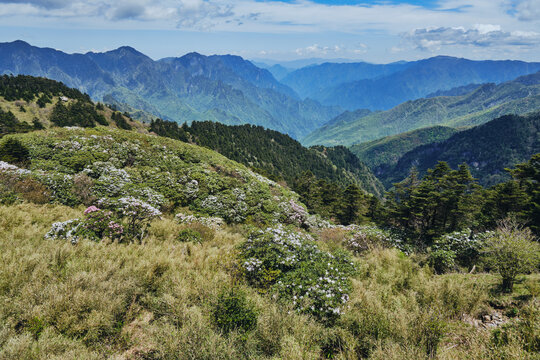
left=0, top=0, right=539, bottom=64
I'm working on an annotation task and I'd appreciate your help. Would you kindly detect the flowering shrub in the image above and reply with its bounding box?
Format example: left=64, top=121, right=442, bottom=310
left=279, top=199, right=308, bottom=228
left=39, top=173, right=78, bottom=206
left=175, top=212, right=225, bottom=230
left=44, top=219, right=82, bottom=244
left=239, top=225, right=356, bottom=323
left=45, top=198, right=160, bottom=244
left=324, top=224, right=408, bottom=254
left=9, top=128, right=305, bottom=225
left=199, top=188, right=249, bottom=223
left=304, top=214, right=333, bottom=231
left=0, top=161, right=31, bottom=175
left=100, top=197, right=162, bottom=242
left=430, top=229, right=492, bottom=271
left=79, top=206, right=124, bottom=241
left=341, top=225, right=400, bottom=253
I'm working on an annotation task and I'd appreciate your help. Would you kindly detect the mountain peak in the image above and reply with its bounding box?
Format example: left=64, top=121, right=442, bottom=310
left=1, top=40, right=32, bottom=49
left=107, top=46, right=146, bottom=57
left=181, top=52, right=206, bottom=60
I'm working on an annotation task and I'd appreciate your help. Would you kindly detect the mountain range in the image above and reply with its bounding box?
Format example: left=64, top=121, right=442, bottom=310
left=3, top=40, right=540, bottom=145
left=284, top=56, right=540, bottom=111
left=350, top=126, right=459, bottom=178
left=303, top=71, right=540, bottom=146
left=0, top=40, right=340, bottom=139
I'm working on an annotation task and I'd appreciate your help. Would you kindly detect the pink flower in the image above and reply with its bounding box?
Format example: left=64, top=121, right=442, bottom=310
left=84, top=206, right=100, bottom=215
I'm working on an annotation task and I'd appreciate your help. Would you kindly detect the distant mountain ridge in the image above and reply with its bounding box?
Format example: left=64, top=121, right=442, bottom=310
left=303, top=70, right=540, bottom=146
left=284, top=56, right=540, bottom=111
left=0, top=40, right=341, bottom=139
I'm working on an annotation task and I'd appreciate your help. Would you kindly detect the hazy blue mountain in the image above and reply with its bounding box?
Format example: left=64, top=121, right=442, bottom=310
left=310, top=56, right=540, bottom=110
left=282, top=61, right=410, bottom=99
left=0, top=40, right=115, bottom=96
left=382, top=112, right=540, bottom=187
left=263, top=64, right=293, bottom=81
left=0, top=40, right=340, bottom=139
left=318, top=108, right=373, bottom=129
left=252, top=57, right=358, bottom=69
left=303, top=71, right=540, bottom=146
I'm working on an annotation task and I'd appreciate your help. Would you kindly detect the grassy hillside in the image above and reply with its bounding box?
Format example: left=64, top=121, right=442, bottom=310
left=1, top=203, right=539, bottom=359
left=1, top=126, right=302, bottom=226
left=0, top=74, right=142, bottom=134
left=303, top=71, right=540, bottom=147
left=350, top=126, right=459, bottom=179
left=381, top=112, right=540, bottom=187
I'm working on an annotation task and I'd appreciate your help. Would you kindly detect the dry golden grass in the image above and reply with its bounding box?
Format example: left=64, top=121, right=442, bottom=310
left=0, top=203, right=538, bottom=359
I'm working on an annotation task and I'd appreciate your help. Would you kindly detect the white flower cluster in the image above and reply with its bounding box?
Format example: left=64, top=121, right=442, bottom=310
left=128, top=187, right=166, bottom=209
left=279, top=199, right=309, bottom=227
left=0, top=161, right=31, bottom=175
left=116, top=196, right=162, bottom=218
left=246, top=169, right=277, bottom=186
left=184, top=179, right=199, bottom=199
left=304, top=214, right=333, bottom=231
left=199, top=188, right=248, bottom=223
left=175, top=212, right=225, bottom=229
left=243, top=258, right=263, bottom=273
left=85, top=162, right=131, bottom=197
left=241, top=225, right=354, bottom=321
left=55, top=140, right=82, bottom=151
left=433, top=229, right=493, bottom=259
left=327, top=224, right=406, bottom=253
left=44, top=219, right=81, bottom=244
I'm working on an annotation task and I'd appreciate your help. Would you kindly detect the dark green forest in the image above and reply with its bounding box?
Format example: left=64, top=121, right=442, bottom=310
left=0, top=74, right=91, bottom=103
left=383, top=112, right=540, bottom=187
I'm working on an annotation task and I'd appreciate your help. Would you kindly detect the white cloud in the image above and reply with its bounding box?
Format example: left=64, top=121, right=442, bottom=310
left=402, top=25, right=540, bottom=51
left=295, top=44, right=341, bottom=56
left=294, top=43, right=368, bottom=57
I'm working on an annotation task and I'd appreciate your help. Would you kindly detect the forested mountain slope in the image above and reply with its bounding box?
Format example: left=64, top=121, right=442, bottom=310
left=149, top=119, right=384, bottom=196
left=303, top=71, right=540, bottom=146
left=350, top=126, right=459, bottom=178
left=381, top=112, right=540, bottom=187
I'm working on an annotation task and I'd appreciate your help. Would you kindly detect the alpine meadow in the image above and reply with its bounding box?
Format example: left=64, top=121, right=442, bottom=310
left=1, top=1, right=540, bottom=359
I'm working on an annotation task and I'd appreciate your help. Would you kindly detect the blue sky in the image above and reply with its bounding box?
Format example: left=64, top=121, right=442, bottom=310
left=0, top=0, right=539, bottom=63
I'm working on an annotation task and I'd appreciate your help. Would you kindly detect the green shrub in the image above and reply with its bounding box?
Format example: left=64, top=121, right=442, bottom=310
left=428, top=248, right=456, bottom=274
left=0, top=138, right=30, bottom=166
left=212, top=288, right=258, bottom=335
left=482, top=219, right=540, bottom=292
left=177, top=228, right=202, bottom=243
left=431, top=229, right=491, bottom=271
